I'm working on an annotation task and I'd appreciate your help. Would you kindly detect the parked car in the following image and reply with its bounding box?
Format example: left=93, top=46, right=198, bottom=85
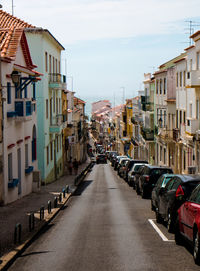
left=151, top=174, right=175, bottom=211
left=96, top=154, right=107, bottom=164
left=114, top=156, right=127, bottom=170
left=175, top=183, right=200, bottom=264
left=118, top=158, right=130, bottom=177
left=135, top=165, right=147, bottom=194
left=108, top=151, right=118, bottom=161
left=111, top=153, right=119, bottom=166
left=123, top=159, right=148, bottom=183
left=155, top=175, right=200, bottom=233
left=127, top=163, right=148, bottom=188
left=138, top=165, right=173, bottom=199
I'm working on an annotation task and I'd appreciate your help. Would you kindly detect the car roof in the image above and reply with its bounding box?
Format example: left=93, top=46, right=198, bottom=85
left=144, top=165, right=172, bottom=169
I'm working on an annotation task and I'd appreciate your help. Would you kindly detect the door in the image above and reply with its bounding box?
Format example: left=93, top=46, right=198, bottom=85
left=17, top=148, right=21, bottom=195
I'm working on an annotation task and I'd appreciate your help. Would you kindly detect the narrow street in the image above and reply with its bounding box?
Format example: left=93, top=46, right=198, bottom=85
left=9, top=163, right=200, bottom=271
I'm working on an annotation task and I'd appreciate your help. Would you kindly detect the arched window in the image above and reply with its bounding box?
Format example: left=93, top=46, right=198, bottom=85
left=32, top=125, right=37, bottom=161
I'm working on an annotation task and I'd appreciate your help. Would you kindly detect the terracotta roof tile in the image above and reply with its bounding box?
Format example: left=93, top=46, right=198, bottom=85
left=0, top=10, right=36, bottom=60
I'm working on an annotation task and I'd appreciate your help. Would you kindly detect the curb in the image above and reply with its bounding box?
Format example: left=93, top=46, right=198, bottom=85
left=0, top=162, right=93, bottom=271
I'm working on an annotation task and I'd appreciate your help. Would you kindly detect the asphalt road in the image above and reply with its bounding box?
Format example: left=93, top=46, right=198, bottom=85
left=9, top=163, right=200, bottom=271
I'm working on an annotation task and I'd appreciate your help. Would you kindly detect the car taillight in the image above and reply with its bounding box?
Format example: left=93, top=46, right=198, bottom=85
left=176, top=185, right=184, bottom=198
left=145, top=176, right=150, bottom=182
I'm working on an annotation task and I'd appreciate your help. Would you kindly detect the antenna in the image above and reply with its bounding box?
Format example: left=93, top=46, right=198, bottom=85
left=185, top=20, right=200, bottom=46
left=12, top=0, right=14, bottom=15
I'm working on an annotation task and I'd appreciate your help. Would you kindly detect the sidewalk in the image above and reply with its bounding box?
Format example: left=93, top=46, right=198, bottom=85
left=0, top=158, right=91, bottom=266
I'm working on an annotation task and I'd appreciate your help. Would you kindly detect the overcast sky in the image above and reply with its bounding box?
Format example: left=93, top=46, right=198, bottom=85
left=1, top=0, right=200, bottom=112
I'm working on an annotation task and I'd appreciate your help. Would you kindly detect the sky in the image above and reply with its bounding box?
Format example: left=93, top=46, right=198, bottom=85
left=1, top=0, right=200, bottom=115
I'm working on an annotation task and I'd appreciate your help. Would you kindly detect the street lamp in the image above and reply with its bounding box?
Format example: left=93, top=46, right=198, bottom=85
left=11, top=71, right=21, bottom=87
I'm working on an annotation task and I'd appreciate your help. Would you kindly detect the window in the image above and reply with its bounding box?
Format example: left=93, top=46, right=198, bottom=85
left=164, top=111, right=166, bottom=127
left=8, top=153, right=13, bottom=181
left=176, top=73, right=178, bottom=87
left=197, top=99, right=199, bottom=119
left=32, top=82, right=36, bottom=100
left=156, top=80, right=159, bottom=94
left=183, top=151, right=186, bottom=170
left=53, top=92, right=55, bottom=113
left=58, top=61, right=60, bottom=73
left=59, top=98, right=61, bottom=113
left=190, top=103, right=192, bottom=118
left=49, top=55, right=51, bottom=73
left=56, top=98, right=58, bottom=114
left=179, top=110, right=182, bottom=125
left=45, top=52, right=48, bottom=72
left=164, top=148, right=166, bottom=164
left=57, top=136, right=59, bottom=152
left=164, top=78, right=166, bottom=94
left=183, top=111, right=186, bottom=124
left=50, top=141, right=53, bottom=161
left=7, top=82, right=11, bottom=104
left=180, top=72, right=182, bottom=87
left=25, top=144, right=29, bottom=169
left=24, top=85, right=27, bottom=98
left=176, top=110, right=178, bottom=128
left=160, top=146, right=162, bottom=162
left=56, top=59, right=57, bottom=73
left=46, top=99, right=48, bottom=119
left=183, top=71, right=186, bottom=86
left=47, top=146, right=49, bottom=165
left=197, top=52, right=200, bottom=70
left=53, top=57, right=55, bottom=74
left=160, top=79, right=162, bottom=94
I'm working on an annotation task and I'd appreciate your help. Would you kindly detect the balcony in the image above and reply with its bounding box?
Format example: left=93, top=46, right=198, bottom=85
left=8, top=178, right=19, bottom=188
left=49, top=114, right=63, bottom=134
left=173, top=128, right=180, bottom=142
left=49, top=73, right=66, bottom=90
left=25, top=166, right=34, bottom=174
left=186, top=70, right=200, bottom=87
left=141, top=128, right=154, bottom=141
left=186, top=119, right=199, bottom=135
left=7, top=99, right=32, bottom=121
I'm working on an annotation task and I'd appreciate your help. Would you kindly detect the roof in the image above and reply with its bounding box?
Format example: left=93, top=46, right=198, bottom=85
left=190, top=30, right=200, bottom=39
left=0, top=10, right=35, bottom=61
left=0, top=9, right=64, bottom=61
left=74, top=97, right=86, bottom=105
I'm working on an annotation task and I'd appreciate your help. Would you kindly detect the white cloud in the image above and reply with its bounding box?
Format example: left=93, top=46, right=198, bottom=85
left=1, top=0, right=200, bottom=44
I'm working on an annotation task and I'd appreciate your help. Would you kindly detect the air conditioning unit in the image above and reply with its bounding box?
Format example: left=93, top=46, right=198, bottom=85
left=196, top=130, right=200, bottom=141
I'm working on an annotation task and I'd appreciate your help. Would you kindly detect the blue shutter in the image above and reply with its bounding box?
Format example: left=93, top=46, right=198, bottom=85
left=7, top=82, right=11, bottom=104
left=24, top=85, right=27, bottom=98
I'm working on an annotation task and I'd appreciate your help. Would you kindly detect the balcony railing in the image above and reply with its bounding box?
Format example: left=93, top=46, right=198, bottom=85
left=7, top=99, right=32, bottom=121
left=49, top=114, right=63, bottom=133
left=49, top=73, right=66, bottom=89
left=186, top=119, right=199, bottom=135
left=186, top=70, right=200, bottom=87
left=141, top=128, right=154, bottom=141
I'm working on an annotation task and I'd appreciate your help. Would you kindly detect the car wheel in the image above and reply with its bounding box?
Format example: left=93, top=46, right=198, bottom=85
left=193, top=231, right=200, bottom=265
left=136, top=184, right=140, bottom=195
left=151, top=200, right=155, bottom=211
left=156, top=208, right=162, bottom=224
left=167, top=212, right=174, bottom=233
left=141, top=187, right=146, bottom=199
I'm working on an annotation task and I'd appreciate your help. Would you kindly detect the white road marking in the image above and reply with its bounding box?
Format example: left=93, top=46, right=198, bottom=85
left=148, top=219, right=175, bottom=242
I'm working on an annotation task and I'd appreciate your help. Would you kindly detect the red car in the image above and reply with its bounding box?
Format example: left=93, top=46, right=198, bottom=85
left=175, top=183, right=200, bottom=265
